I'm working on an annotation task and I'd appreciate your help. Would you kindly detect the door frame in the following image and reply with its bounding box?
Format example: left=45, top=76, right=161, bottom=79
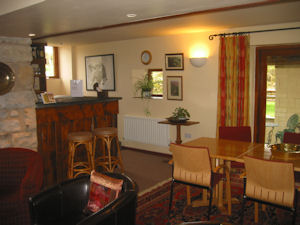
left=254, top=44, right=300, bottom=143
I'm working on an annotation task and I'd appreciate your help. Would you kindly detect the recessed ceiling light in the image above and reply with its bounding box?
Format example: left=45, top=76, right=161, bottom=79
left=28, top=33, right=36, bottom=37
left=126, top=13, right=136, bottom=18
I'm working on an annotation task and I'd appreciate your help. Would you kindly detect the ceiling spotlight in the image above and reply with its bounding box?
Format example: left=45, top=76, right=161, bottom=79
left=28, top=33, right=36, bottom=37
left=126, top=13, right=136, bottom=18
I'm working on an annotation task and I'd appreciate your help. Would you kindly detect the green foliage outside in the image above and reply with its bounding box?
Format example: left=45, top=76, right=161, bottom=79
left=266, top=101, right=275, bottom=118
left=151, top=71, right=163, bottom=95
left=266, top=64, right=276, bottom=119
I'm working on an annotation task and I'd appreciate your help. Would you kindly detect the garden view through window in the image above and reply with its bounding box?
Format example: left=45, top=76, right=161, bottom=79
left=148, top=69, right=163, bottom=97
left=266, top=65, right=276, bottom=119
left=45, top=46, right=59, bottom=78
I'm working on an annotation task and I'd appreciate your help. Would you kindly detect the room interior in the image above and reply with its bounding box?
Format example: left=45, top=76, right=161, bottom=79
left=0, top=0, right=299, bottom=154
left=1, top=0, right=300, bottom=224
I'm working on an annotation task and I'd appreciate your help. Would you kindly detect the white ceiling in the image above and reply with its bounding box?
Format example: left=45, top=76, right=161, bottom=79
left=0, top=0, right=299, bottom=45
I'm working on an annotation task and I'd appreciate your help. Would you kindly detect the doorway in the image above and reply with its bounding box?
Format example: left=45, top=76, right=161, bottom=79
left=254, top=44, right=300, bottom=144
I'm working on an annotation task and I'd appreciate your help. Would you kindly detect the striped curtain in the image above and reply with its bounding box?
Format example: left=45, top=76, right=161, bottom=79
left=217, top=35, right=250, bottom=127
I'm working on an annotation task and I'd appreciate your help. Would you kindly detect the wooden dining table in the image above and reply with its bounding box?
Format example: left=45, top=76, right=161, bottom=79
left=184, top=137, right=300, bottom=172
left=181, top=137, right=300, bottom=212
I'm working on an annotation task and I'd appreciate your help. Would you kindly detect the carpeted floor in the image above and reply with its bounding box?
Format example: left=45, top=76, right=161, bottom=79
left=121, top=148, right=172, bottom=193
left=136, top=180, right=300, bottom=225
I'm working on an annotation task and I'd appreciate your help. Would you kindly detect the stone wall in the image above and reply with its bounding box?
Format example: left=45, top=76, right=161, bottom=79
left=0, top=37, right=37, bottom=150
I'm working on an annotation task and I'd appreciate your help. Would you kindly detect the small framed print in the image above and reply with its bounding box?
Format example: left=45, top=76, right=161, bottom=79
left=41, top=92, right=56, bottom=104
left=165, top=53, right=184, bottom=70
left=167, top=76, right=183, bottom=100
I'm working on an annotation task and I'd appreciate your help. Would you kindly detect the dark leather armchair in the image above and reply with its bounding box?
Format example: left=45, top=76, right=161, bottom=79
left=0, top=147, right=43, bottom=225
left=29, top=172, right=137, bottom=225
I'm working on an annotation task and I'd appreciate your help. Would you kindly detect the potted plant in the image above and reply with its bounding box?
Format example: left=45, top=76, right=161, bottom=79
left=135, top=73, right=154, bottom=98
left=168, top=107, right=190, bottom=122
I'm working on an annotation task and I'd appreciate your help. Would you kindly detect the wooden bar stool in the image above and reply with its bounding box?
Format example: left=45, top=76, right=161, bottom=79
left=93, top=127, right=124, bottom=172
left=67, top=131, right=94, bottom=178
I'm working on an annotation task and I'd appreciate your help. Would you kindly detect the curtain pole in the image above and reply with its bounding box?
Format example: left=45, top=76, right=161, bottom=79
left=209, top=26, right=300, bottom=40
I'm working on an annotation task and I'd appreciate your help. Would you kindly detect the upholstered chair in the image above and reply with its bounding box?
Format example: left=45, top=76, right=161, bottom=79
left=219, top=126, right=252, bottom=143
left=168, top=144, right=232, bottom=220
left=219, top=126, right=251, bottom=165
left=283, top=132, right=300, bottom=144
left=0, top=147, right=43, bottom=225
left=241, top=156, right=298, bottom=225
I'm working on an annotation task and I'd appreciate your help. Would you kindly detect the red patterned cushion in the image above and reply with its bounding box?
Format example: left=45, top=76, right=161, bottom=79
left=86, top=171, right=123, bottom=213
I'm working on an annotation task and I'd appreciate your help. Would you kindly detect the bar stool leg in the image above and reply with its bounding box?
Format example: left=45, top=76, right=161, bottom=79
left=115, top=136, right=124, bottom=172
left=68, top=141, right=75, bottom=179
left=105, top=136, right=113, bottom=172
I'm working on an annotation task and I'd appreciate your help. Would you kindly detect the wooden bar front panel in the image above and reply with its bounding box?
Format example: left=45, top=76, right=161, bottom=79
left=36, top=100, right=119, bottom=188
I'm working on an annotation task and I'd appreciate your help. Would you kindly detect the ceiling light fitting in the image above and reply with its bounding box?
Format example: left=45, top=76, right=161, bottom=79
left=126, top=13, right=136, bottom=18
left=28, top=33, right=36, bottom=37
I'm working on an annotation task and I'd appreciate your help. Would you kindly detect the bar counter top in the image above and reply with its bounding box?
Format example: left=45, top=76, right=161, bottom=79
left=35, top=96, right=122, bottom=109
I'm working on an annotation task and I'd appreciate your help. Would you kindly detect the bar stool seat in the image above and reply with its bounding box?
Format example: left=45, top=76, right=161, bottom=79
left=67, top=131, right=94, bottom=178
left=93, top=127, right=124, bottom=172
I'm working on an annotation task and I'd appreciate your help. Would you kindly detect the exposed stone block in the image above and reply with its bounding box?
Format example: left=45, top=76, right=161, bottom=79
left=24, top=108, right=37, bottom=130
left=0, top=119, right=21, bottom=132
left=0, top=109, right=8, bottom=119
left=0, top=91, right=36, bottom=109
left=11, top=131, right=37, bottom=150
left=0, top=133, right=11, bottom=148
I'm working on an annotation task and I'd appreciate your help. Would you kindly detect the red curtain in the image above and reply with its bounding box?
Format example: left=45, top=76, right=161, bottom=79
left=217, top=35, right=250, bottom=127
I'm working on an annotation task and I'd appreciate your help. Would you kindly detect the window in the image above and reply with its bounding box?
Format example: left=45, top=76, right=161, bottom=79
left=148, top=69, right=163, bottom=98
left=266, top=64, right=276, bottom=119
left=45, top=46, right=59, bottom=78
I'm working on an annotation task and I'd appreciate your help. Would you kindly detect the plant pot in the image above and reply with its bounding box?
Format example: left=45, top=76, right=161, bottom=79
left=142, top=90, right=151, bottom=98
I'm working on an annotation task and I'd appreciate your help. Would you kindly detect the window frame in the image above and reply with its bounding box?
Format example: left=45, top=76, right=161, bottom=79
left=148, top=68, right=163, bottom=98
left=46, top=46, right=60, bottom=79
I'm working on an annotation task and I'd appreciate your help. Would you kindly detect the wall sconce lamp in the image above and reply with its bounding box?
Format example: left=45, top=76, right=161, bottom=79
left=189, top=57, right=208, bottom=67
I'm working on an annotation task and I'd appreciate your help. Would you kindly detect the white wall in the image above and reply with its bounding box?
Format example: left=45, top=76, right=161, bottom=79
left=47, top=22, right=300, bottom=154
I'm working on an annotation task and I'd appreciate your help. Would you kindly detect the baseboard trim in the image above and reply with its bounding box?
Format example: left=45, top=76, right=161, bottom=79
left=122, top=145, right=172, bottom=159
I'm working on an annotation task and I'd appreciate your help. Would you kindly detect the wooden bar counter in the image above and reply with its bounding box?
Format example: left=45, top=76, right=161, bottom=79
left=35, top=96, right=121, bottom=188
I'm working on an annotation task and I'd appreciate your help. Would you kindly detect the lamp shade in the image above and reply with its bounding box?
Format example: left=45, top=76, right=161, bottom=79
left=189, top=57, right=207, bottom=67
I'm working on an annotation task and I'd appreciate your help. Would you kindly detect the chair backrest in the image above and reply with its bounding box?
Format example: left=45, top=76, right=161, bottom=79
left=283, top=132, right=300, bottom=144
left=219, top=126, right=251, bottom=142
left=244, top=156, right=295, bottom=208
left=170, top=143, right=212, bottom=187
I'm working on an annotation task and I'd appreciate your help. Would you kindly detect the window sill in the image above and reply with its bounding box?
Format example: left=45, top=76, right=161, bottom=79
left=46, top=76, right=60, bottom=79
left=133, top=96, right=163, bottom=100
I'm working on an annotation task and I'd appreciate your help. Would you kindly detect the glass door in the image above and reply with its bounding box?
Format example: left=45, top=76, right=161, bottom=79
left=265, top=57, right=300, bottom=145
left=254, top=45, right=300, bottom=144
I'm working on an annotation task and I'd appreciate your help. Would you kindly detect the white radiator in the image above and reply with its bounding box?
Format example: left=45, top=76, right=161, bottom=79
left=124, top=115, right=170, bottom=147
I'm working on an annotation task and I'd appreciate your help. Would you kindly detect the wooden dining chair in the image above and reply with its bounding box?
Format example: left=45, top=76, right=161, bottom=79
left=283, top=132, right=300, bottom=144
left=283, top=131, right=300, bottom=205
left=219, top=126, right=251, bottom=168
left=219, top=126, right=252, bottom=143
left=241, top=156, right=298, bottom=225
left=168, top=143, right=232, bottom=220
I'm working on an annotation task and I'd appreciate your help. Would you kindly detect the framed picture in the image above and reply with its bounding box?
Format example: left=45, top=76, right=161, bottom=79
left=41, top=92, right=56, bottom=104
left=165, top=53, right=184, bottom=70
left=85, top=54, right=115, bottom=91
left=167, top=76, right=183, bottom=100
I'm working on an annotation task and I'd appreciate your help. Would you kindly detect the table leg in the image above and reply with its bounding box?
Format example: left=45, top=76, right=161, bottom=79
left=186, top=186, right=191, bottom=205
left=176, top=124, right=182, bottom=144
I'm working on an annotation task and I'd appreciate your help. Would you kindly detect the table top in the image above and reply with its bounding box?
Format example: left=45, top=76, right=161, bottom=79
left=184, top=137, right=300, bottom=172
left=158, top=120, right=199, bottom=126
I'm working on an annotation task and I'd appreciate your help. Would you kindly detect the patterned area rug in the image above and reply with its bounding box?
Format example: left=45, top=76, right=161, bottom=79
left=136, top=179, right=300, bottom=225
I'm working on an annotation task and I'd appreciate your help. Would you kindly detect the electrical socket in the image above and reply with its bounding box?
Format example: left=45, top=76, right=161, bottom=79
left=184, top=133, right=192, bottom=138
